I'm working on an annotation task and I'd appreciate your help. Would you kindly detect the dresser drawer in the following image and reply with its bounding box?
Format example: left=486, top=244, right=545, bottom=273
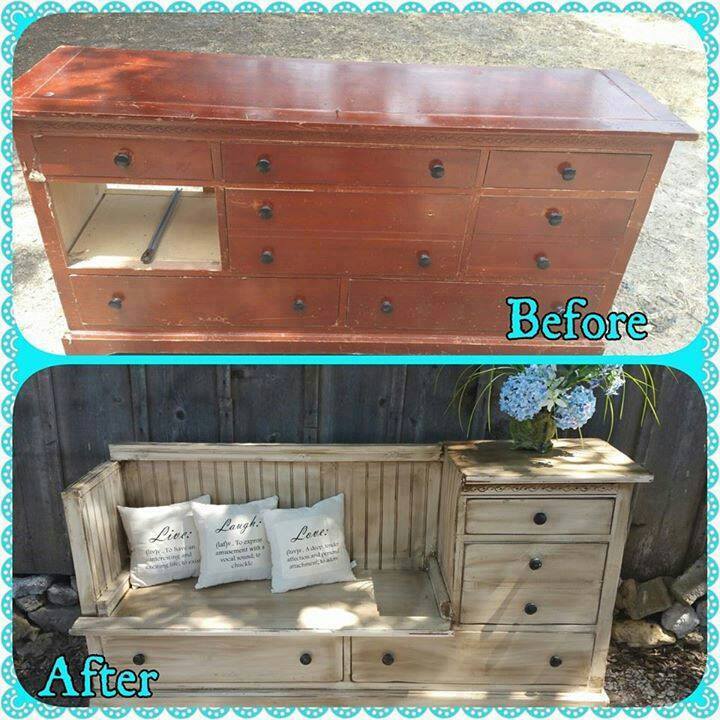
left=465, top=498, right=615, bottom=535
left=463, top=542, right=607, bottom=586
left=484, top=150, right=651, bottom=191
left=33, top=136, right=214, bottom=181
left=460, top=582, right=601, bottom=624
left=222, top=143, right=481, bottom=188
left=229, top=236, right=461, bottom=278
left=473, top=196, right=635, bottom=237
left=346, top=280, right=604, bottom=333
left=466, top=237, right=619, bottom=280
left=226, top=189, right=470, bottom=237
left=460, top=543, right=606, bottom=625
left=102, top=636, right=343, bottom=684
left=351, top=632, right=593, bottom=685
left=70, top=275, right=340, bottom=328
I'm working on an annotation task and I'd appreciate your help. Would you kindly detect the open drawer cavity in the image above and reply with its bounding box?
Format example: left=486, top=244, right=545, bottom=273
left=48, top=182, right=221, bottom=272
left=71, top=567, right=453, bottom=638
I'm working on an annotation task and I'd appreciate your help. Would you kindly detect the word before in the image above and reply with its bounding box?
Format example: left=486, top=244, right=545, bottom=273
left=506, top=297, right=649, bottom=342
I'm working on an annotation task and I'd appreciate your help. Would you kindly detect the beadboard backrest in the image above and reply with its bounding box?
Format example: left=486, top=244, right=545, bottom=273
left=109, top=443, right=444, bottom=571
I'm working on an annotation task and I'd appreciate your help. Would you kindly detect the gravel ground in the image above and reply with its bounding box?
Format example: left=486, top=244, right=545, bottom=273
left=16, top=632, right=706, bottom=708
left=11, top=13, right=707, bottom=355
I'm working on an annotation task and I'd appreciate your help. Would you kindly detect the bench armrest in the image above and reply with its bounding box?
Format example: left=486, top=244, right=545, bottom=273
left=61, top=461, right=129, bottom=616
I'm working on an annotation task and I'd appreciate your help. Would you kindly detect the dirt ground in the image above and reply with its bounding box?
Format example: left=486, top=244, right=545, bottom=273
left=12, top=13, right=707, bottom=355
left=15, top=632, right=706, bottom=708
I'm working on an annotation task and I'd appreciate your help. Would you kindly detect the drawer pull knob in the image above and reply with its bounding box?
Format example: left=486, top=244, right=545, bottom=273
left=418, top=252, right=432, bottom=268
left=260, top=249, right=274, bottom=264
left=293, top=298, right=306, bottom=312
left=529, top=557, right=543, bottom=570
left=524, top=602, right=538, bottom=615
left=108, top=296, right=123, bottom=310
left=561, top=166, right=576, bottom=182
left=381, top=300, right=393, bottom=314
left=113, top=151, right=132, bottom=168
left=549, top=655, right=563, bottom=668
left=536, top=255, right=551, bottom=270
left=547, top=210, right=563, bottom=226
left=382, top=652, right=395, bottom=666
left=533, top=512, right=547, bottom=525
left=299, top=652, right=312, bottom=666
left=132, top=653, right=146, bottom=666
left=256, top=157, right=272, bottom=174
left=258, top=203, right=274, bottom=220
left=429, top=161, right=445, bottom=179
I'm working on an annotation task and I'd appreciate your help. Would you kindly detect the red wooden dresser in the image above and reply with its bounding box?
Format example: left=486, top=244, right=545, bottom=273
left=13, top=46, right=697, bottom=354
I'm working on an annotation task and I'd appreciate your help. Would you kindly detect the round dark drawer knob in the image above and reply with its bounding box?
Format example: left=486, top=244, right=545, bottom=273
left=529, top=557, right=543, bottom=571
left=260, top=249, right=274, bottom=264
left=547, top=210, right=563, bottom=226
left=256, top=157, right=271, bottom=174
left=533, top=512, right=547, bottom=525
left=258, top=204, right=274, bottom=220
left=561, top=166, right=576, bottom=182
left=299, top=652, right=312, bottom=666
left=524, top=602, right=538, bottom=615
left=429, top=161, right=445, bottom=179
left=113, top=151, right=132, bottom=168
left=549, top=655, right=563, bottom=668
left=536, top=256, right=551, bottom=270
left=293, top=298, right=306, bottom=312
left=418, top=252, right=431, bottom=268
left=381, top=652, right=395, bottom=666
left=132, top=653, right=146, bottom=666
left=380, top=300, right=393, bottom=314
left=108, top=296, right=123, bottom=310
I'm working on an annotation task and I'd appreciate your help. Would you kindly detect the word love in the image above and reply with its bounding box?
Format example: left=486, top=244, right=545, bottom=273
left=506, top=297, right=649, bottom=342
left=290, top=524, right=330, bottom=543
left=39, top=655, right=158, bottom=699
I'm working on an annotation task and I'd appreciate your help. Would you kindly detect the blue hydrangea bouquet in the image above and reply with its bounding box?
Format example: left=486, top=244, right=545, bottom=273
left=451, top=365, right=658, bottom=454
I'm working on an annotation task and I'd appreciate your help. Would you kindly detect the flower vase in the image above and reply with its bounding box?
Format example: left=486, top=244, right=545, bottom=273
left=508, top=410, right=556, bottom=453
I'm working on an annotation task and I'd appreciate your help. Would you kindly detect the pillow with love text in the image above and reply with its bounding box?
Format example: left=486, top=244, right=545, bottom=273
left=191, top=495, right=279, bottom=589
left=118, top=495, right=211, bottom=588
left=262, top=493, right=355, bottom=593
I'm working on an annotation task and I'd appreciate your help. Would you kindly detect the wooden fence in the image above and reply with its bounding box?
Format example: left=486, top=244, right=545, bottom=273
left=13, top=364, right=706, bottom=581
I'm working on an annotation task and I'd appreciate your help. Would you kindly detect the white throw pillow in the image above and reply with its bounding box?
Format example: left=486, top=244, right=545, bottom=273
left=191, top=496, right=279, bottom=589
left=262, top=493, right=355, bottom=593
left=118, top=495, right=211, bottom=588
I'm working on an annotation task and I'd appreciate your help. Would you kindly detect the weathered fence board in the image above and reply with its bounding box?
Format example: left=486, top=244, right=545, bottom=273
left=13, top=365, right=705, bottom=581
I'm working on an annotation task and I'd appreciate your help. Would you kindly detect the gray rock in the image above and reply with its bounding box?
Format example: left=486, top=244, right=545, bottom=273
left=28, top=605, right=80, bottom=634
left=683, top=629, right=706, bottom=647
left=13, top=612, right=38, bottom=644
left=620, top=577, right=673, bottom=620
left=671, top=555, right=707, bottom=605
left=13, top=575, right=53, bottom=598
left=612, top=618, right=676, bottom=648
left=661, top=602, right=700, bottom=638
left=16, top=632, right=53, bottom=659
left=696, top=599, right=707, bottom=626
left=47, top=583, right=78, bottom=607
left=15, top=594, right=44, bottom=614
left=70, top=576, right=77, bottom=592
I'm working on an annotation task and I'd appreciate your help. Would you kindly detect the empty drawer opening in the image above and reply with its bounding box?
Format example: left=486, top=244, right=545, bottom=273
left=48, top=182, right=221, bottom=272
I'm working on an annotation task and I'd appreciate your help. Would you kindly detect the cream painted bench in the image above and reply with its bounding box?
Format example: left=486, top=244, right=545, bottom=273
left=62, top=440, right=650, bottom=707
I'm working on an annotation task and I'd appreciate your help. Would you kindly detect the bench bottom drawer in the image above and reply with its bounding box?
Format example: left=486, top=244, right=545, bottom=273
left=351, top=632, right=594, bottom=686
left=101, top=636, right=343, bottom=684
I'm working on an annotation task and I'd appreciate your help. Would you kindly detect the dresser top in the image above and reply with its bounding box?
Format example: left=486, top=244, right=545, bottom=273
left=447, top=439, right=652, bottom=484
left=14, top=46, right=696, bottom=139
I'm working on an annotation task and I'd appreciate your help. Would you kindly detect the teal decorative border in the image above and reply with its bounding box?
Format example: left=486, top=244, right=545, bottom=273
left=0, top=0, right=717, bottom=717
